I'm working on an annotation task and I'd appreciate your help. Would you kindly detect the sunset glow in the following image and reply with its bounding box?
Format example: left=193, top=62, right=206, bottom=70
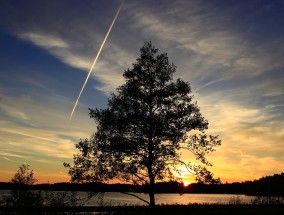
left=183, top=182, right=190, bottom=187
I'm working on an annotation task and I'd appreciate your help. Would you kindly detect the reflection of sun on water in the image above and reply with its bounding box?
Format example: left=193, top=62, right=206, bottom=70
left=183, top=182, right=190, bottom=187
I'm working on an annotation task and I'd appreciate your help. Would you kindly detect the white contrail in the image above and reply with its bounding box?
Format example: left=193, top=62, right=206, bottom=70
left=69, top=1, right=124, bottom=121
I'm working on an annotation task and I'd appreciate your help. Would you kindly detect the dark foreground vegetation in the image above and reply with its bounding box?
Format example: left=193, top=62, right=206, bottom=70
left=1, top=167, right=284, bottom=214
left=0, top=204, right=284, bottom=215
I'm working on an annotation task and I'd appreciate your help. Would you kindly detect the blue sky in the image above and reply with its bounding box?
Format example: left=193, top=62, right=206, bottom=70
left=0, top=0, right=284, bottom=183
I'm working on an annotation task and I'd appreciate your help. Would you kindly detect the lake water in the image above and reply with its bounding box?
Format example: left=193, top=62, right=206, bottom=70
left=0, top=190, right=254, bottom=206
left=85, top=192, right=254, bottom=206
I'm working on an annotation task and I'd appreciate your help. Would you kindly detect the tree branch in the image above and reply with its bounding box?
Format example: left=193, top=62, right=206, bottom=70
left=120, top=192, right=150, bottom=205
left=132, top=173, right=149, bottom=184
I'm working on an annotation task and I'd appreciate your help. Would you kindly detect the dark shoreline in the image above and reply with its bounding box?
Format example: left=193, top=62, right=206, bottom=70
left=1, top=204, right=284, bottom=215
left=1, top=179, right=284, bottom=196
left=1, top=172, right=284, bottom=196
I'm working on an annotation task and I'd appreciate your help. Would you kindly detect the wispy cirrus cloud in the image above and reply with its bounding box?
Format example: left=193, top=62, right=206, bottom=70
left=0, top=92, right=93, bottom=175
left=127, top=0, right=284, bottom=83
left=195, top=92, right=284, bottom=182
left=0, top=152, right=30, bottom=159
left=20, top=32, right=69, bottom=49
left=130, top=5, right=283, bottom=111
left=0, top=104, right=30, bottom=121
left=13, top=0, right=283, bottom=98
left=17, top=31, right=129, bottom=94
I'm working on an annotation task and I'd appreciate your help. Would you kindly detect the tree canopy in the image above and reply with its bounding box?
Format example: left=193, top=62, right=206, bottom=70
left=10, top=164, right=37, bottom=185
left=65, top=42, right=221, bottom=206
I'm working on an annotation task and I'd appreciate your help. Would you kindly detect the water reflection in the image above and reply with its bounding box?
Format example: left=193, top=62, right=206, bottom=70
left=81, top=192, right=255, bottom=206
left=0, top=190, right=255, bottom=206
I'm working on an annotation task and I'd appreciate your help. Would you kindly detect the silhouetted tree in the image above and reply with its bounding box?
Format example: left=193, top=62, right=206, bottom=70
left=1, top=164, right=43, bottom=207
left=65, top=42, right=221, bottom=206
left=10, top=164, right=37, bottom=185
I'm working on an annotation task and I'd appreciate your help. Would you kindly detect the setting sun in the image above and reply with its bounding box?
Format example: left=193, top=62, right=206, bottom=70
left=183, top=182, right=190, bottom=187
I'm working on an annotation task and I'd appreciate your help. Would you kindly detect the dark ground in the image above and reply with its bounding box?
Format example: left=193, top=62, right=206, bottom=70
left=1, top=204, right=284, bottom=215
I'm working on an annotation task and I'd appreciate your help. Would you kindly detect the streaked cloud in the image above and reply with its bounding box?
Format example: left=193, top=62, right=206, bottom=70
left=20, top=32, right=69, bottom=49
left=0, top=104, right=30, bottom=121
left=17, top=31, right=128, bottom=93
left=0, top=152, right=30, bottom=159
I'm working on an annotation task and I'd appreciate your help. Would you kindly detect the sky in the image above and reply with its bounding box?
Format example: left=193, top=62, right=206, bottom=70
left=0, top=0, right=283, bottom=184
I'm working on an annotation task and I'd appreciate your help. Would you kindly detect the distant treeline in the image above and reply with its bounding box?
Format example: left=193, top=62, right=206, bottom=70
left=184, top=172, right=284, bottom=196
left=1, top=173, right=283, bottom=196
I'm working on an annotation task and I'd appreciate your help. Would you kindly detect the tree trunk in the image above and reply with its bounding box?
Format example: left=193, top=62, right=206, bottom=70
left=149, top=190, right=155, bottom=206
left=148, top=130, right=155, bottom=207
left=149, top=172, right=155, bottom=207
left=147, top=133, right=155, bottom=207
left=148, top=90, right=155, bottom=207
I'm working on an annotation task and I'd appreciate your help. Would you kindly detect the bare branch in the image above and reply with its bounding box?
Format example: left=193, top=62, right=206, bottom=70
left=121, top=192, right=150, bottom=205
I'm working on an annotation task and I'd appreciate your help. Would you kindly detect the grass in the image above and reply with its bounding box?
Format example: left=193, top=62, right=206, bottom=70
left=1, top=203, right=284, bottom=215
left=1, top=195, right=283, bottom=214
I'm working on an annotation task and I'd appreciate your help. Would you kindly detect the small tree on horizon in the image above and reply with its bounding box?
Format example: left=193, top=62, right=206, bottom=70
left=0, top=164, right=86, bottom=207
left=65, top=42, right=221, bottom=206
left=0, top=164, right=43, bottom=207
left=10, top=164, right=37, bottom=185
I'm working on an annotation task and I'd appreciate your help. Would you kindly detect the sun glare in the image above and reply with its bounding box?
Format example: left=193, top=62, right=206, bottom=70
left=183, top=182, right=190, bottom=187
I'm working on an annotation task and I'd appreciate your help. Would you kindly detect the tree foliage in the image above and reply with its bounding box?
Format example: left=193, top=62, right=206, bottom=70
left=0, top=164, right=42, bottom=207
left=10, top=164, right=37, bottom=185
left=65, top=42, right=221, bottom=206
